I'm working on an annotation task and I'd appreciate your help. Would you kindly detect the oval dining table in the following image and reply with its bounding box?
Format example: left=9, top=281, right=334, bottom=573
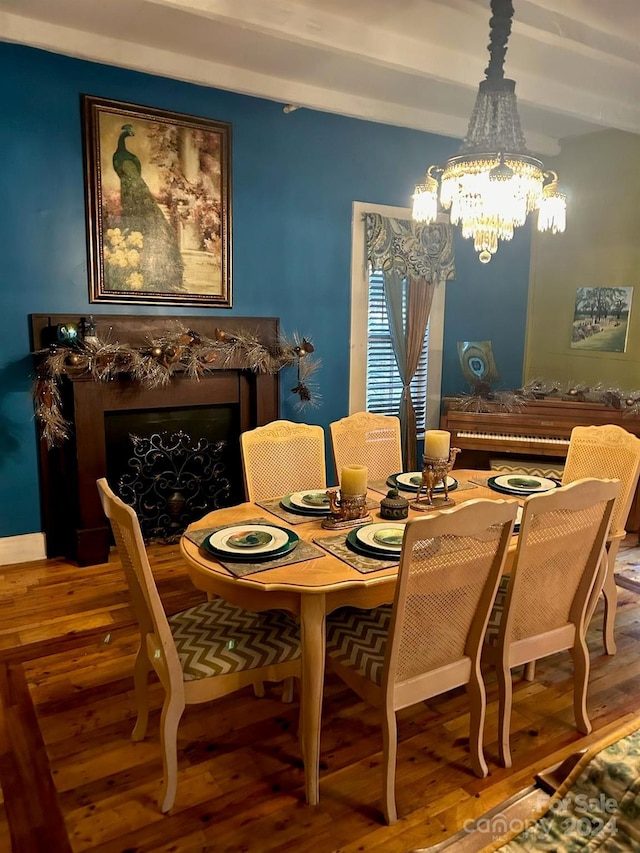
left=179, top=469, right=522, bottom=807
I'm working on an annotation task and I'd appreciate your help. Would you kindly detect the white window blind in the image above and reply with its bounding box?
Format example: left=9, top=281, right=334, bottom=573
left=366, top=269, right=429, bottom=436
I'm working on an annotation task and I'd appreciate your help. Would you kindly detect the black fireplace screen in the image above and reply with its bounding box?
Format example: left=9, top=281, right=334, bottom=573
left=118, top=431, right=231, bottom=541
left=105, top=405, right=242, bottom=541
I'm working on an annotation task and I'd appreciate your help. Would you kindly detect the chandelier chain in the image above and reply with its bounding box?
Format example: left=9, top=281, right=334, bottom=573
left=485, top=0, right=514, bottom=81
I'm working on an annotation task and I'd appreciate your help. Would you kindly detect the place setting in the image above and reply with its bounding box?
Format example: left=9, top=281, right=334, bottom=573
left=387, top=471, right=459, bottom=496
left=258, top=468, right=379, bottom=525
left=486, top=473, right=560, bottom=498
left=257, top=489, right=333, bottom=524
left=314, top=520, right=406, bottom=574
left=184, top=517, right=326, bottom=577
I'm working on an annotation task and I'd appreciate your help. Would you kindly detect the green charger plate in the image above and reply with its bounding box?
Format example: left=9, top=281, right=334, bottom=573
left=280, top=494, right=331, bottom=515
left=202, top=527, right=299, bottom=562
left=346, top=527, right=402, bottom=561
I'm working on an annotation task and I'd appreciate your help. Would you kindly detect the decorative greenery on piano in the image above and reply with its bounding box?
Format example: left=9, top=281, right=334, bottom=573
left=34, top=325, right=320, bottom=448
left=451, top=378, right=640, bottom=416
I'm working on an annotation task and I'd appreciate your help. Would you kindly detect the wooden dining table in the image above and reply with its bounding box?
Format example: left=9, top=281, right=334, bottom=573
left=179, top=469, right=522, bottom=807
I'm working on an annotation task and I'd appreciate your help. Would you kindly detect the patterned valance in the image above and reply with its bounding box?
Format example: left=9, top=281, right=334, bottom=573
left=365, top=213, right=455, bottom=284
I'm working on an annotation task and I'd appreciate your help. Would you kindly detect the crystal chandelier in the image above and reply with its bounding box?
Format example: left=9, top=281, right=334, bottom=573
left=412, top=0, right=566, bottom=263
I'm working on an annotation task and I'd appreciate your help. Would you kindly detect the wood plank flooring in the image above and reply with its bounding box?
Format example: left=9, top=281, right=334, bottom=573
left=0, top=542, right=639, bottom=852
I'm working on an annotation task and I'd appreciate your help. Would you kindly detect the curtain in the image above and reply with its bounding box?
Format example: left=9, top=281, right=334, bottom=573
left=366, top=214, right=455, bottom=470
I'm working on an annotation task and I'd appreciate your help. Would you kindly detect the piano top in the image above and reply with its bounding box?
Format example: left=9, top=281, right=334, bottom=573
left=441, top=396, right=640, bottom=456
left=442, top=396, right=640, bottom=432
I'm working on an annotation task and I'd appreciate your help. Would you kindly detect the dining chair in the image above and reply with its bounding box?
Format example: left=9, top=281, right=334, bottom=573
left=325, top=498, right=518, bottom=824
left=561, top=424, right=640, bottom=655
left=483, top=477, right=619, bottom=769
left=240, top=419, right=326, bottom=502
left=329, top=411, right=403, bottom=484
left=96, top=478, right=302, bottom=813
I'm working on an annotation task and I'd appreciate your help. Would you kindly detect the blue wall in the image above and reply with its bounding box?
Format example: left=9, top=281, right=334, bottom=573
left=0, top=42, right=532, bottom=538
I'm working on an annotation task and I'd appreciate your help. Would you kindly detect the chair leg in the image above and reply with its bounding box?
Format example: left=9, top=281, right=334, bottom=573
left=466, top=669, right=488, bottom=778
left=282, top=676, right=295, bottom=703
left=523, top=661, right=536, bottom=682
left=497, top=656, right=513, bottom=769
left=253, top=678, right=295, bottom=700
left=585, top=549, right=615, bottom=654
left=381, top=706, right=398, bottom=825
left=159, top=693, right=186, bottom=813
left=601, top=564, right=618, bottom=656
left=571, top=637, right=592, bottom=735
left=131, top=645, right=151, bottom=742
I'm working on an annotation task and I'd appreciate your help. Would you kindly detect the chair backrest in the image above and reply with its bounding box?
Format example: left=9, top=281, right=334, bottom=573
left=500, top=478, right=619, bottom=646
left=384, top=499, right=518, bottom=692
left=330, top=412, right=403, bottom=484
left=96, top=478, right=182, bottom=677
left=240, top=420, right=326, bottom=502
left=562, top=424, right=640, bottom=538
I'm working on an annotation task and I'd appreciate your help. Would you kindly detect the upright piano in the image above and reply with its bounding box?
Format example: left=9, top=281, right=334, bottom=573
left=441, top=396, right=640, bottom=530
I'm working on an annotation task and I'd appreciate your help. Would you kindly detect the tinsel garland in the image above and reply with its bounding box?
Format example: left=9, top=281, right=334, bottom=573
left=451, top=378, right=640, bottom=415
left=35, top=325, right=321, bottom=448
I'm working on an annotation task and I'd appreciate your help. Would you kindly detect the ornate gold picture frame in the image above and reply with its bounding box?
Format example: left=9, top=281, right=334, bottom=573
left=83, top=96, right=232, bottom=307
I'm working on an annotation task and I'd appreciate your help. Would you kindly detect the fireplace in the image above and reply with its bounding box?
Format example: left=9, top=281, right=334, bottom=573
left=31, top=314, right=280, bottom=565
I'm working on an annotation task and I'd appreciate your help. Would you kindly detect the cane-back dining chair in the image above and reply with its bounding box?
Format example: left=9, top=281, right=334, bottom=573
left=561, top=425, right=640, bottom=655
left=325, top=498, right=518, bottom=824
left=240, top=420, right=326, bottom=502
left=97, top=478, right=302, bottom=813
left=329, top=411, right=403, bottom=484
left=483, top=477, right=619, bottom=769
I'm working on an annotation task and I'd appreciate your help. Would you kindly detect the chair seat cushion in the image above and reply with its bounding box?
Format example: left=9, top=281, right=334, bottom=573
left=168, top=599, right=301, bottom=681
left=485, top=575, right=510, bottom=646
left=326, top=605, right=392, bottom=686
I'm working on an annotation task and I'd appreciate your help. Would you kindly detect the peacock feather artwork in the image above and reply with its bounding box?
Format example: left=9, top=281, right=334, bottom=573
left=83, top=96, right=232, bottom=307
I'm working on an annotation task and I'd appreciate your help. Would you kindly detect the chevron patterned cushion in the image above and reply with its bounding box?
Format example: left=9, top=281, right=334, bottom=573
left=485, top=575, right=510, bottom=646
left=326, top=605, right=392, bottom=685
left=168, top=599, right=300, bottom=681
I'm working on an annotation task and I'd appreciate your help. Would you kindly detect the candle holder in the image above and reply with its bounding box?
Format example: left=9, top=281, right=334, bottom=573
left=411, top=447, right=461, bottom=511
left=321, top=489, right=372, bottom=530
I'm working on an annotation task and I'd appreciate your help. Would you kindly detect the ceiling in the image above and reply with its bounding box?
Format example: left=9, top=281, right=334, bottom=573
left=1, top=0, right=639, bottom=155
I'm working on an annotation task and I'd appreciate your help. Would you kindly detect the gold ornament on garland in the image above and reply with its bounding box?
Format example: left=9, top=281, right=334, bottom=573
left=34, top=325, right=321, bottom=448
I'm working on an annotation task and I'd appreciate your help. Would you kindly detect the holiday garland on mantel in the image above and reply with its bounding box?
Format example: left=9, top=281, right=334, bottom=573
left=34, top=324, right=320, bottom=448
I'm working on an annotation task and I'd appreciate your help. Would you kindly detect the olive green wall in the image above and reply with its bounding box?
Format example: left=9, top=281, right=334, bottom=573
left=524, top=129, right=640, bottom=389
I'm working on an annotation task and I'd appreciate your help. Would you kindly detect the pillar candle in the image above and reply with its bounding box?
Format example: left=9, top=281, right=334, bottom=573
left=424, top=429, right=450, bottom=460
left=341, top=465, right=368, bottom=495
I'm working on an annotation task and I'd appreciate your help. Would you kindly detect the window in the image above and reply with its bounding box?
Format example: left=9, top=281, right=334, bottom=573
left=349, top=202, right=445, bottom=439
left=366, top=269, right=430, bottom=434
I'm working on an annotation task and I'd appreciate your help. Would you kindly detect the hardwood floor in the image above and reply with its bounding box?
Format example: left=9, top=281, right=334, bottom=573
left=1, top=543, right=639, bottom=852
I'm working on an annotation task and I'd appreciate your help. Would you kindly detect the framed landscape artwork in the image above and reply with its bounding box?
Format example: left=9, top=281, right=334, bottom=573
left=83, top=96, right=232, bottom=307
left=571, top=286, right=633, bottom=353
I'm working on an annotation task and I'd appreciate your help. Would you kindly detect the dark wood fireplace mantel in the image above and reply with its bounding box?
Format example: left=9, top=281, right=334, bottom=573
left=30, top=314, right=280, bottom=566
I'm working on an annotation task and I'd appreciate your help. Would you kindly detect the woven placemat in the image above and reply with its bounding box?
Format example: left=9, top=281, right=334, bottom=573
left=257, top=495, right=380, bottom=525
left=468, top=476, right=491, bottom=488
left=312, top=532, right=398, bottom=574
left=183, top=517, right=326, bottom=577
left=255, top=497, right=323, bottom=525
left=368, top=478, right=479, bottom=498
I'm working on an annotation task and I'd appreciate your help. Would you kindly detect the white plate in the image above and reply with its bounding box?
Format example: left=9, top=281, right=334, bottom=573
left=494, top=474, right=557, bottom=493
left=356, top=522, right=406, bottom=552
left=288, top=490, right=331, bottom=510
left=207, top=524, right=290, bottom=555
left=395, top=472, right=456, bottom=491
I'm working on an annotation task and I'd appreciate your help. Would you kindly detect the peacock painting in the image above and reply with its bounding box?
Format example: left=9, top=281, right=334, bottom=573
left=111, top=123, right=185, bottom=292
left=85, top=95, right=232, bottom=306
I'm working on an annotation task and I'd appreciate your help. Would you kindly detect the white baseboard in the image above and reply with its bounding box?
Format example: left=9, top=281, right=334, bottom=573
left=0, top=532, right=47, bottom=565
